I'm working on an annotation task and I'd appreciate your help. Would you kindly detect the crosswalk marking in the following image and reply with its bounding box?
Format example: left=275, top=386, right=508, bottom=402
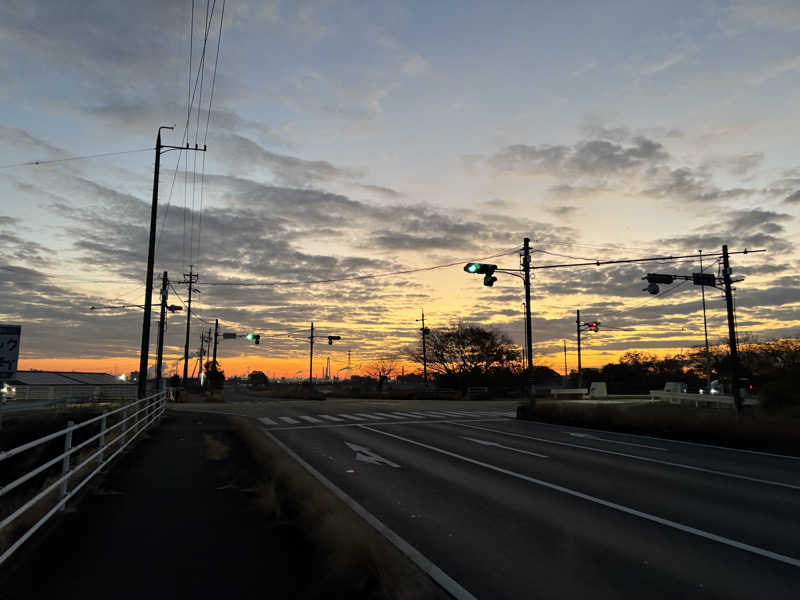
left=318, top=414, right=344, bottom=422
left=259, top=409, right=514, bottom=427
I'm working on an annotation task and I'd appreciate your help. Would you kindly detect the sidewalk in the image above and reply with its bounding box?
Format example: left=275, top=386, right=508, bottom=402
left=2, top=412, right=313, bottom=599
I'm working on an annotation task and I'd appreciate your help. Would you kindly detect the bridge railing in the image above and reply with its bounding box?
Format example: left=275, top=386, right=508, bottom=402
left=0, top=390, right=168, bottom=566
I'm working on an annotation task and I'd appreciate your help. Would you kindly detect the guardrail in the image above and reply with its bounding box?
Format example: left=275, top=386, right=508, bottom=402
left=649, top=390, right=758, bottom=407
left=0, top=391, right=168, bottom=566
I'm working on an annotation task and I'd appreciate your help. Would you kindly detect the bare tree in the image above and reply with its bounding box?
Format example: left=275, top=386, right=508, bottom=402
left=364, top=358, right=398, bottom=390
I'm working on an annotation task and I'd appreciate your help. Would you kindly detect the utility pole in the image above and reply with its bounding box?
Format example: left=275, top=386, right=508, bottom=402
left=138, top=126, right=205, bottom=398
left=181, top=266, right=199, bottom=382
left=562, top=339, right=568, bottom=386
left=699, top=250, right=711, bottom=391
left=308, top=322, right=315, bottom=385
left=522, top=237, right=534, bottom=399
left=213, top=318, right=219, bottom=366
left=576, top=309, right=583, bottom=388
left=155, top=271, right=169, bottom=386
left=417, top=308, right=429, bottom=386
left=722, top=245, right=741, bottom=414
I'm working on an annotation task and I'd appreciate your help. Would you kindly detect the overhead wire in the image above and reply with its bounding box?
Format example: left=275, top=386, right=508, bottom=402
left=0, top=147, right=153, bottom=170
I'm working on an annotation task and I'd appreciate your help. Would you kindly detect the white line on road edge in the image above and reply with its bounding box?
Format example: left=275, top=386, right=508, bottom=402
left=563, top=431, right=668, bottom=451
left=528, top=419, right=800, bottom=461
left=278, top=416, right=300, bottom=424
left=360, top=426, right=800, bottom=569
left=455, top=423, right=800, bottom=492
left=318, top=415, right=344, bottom=422
left=463, top=437, right=548, bottom=459
left=262, top=429, right=477, bottom=600
left=258, top=417, right=277, bottom=425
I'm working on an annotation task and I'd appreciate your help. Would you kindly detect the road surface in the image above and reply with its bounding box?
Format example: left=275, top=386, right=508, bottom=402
left=175, top=395, right=800, bottom=599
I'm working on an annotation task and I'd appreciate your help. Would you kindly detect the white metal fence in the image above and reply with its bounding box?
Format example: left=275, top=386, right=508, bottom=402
left=0, top=391, right=168, bottom=566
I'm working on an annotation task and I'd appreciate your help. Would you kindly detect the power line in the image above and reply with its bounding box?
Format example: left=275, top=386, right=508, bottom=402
left=0, top=147, right=153, bottom=170
left=202, top=250, right=520, bottom=287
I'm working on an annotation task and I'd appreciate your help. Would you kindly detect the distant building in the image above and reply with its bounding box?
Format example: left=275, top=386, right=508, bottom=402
left=8, top=371, right=136, bottom=402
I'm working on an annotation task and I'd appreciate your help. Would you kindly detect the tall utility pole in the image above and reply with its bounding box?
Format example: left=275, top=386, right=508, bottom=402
left=213, top=318, right=219, bottom=366
left=417, top=308, right=429, bottom=385
left=576, top=309, right=583, bottom=388
left=698, top=250, right=711, bottom=390
left=522, top=237, right=534, bottom=398
left=155, top=271, right=169, bottom=386
left=722, top=245, right=741, bottom=413
left=562, top=339, right=568, bottom=386
left=181, top=266, right=199, bottom=382
left=138, top=126, right=205, bottom=398
left=308, top=322, right=315, bottom=385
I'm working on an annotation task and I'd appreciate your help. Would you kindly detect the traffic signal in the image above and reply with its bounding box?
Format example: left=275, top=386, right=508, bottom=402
left=644, top=273, right=675, bottom=284
left=692, top=272, right=716, bottom=287
left=246, top=333, right=260, bottom=344
left=327, top=335, right=341, bottom=345
left=464, top=263, right=498, bottom=286
left=421, top=327, right=430, bottom=335
left=246, top=333, right=255, bottom=340
left=166, top=305, right=182, bottom=313
left=585, top=321, right=599, bottom=332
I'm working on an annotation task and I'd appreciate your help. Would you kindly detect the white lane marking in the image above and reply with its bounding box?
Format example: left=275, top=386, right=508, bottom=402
left=456, top=423, right=800, bottom=492
left=400, top=411, right=428, bottom=418
left=361, top=425, right=800, bottom=569
left=319, top=414, right=344, bottom=422
left=530, top=419, right=800, bottom=461
left=565, top=431, right=668, bottom=451
left=356, top=413, right=385, bottom=420
left=463, top=437, right=548, bottom=459
left=278, top=416, right=300, bottom=424
left=425, top=411, right=454, bottom=417
left=263, top=431, right=476, bottom=600
left=345, top=442, right=401, bottom=467
left=337, top=414, right=363, bottom=421
left=375, top=412, right=406, bottom=419
left=299, top=415, right=322, bottom=424
left=390, top=412, right=420, bottom=419
left=437, top=411, right=470, bottom=416
left=258, top=417, right=277, bottom=426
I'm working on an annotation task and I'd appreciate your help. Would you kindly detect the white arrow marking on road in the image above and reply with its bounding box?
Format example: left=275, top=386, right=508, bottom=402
left=462, top=437, right=548, bottom=459
left=345, top=442, right=401, bottom=467
left=564, top=431, right=667, bottom=451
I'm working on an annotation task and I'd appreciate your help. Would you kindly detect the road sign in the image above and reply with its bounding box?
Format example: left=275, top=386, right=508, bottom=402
left=0, top=325, right=21, bottom=380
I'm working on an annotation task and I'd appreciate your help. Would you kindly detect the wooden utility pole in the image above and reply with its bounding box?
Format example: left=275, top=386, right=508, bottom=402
left=722, top=245, right=742, bottom=413
left=181, top=266, right=199, bottom=382
left=308, top=322, right=315, bottom=385
left=155, top=271, right=169, bottom=385
left=576, top=309, right=583, bottom=388
left=522, top=237, right=534, bottom=399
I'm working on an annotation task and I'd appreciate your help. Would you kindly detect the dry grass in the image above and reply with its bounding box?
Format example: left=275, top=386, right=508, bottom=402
left=519, top=402, right=800, bottom=455
left=228, top=416, right=445, bottom=600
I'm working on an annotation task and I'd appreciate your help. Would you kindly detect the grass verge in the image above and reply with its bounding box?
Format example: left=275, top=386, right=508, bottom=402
left=518, top=402, right=800, bottom=455
left=227, top=416, right=446, bottom=600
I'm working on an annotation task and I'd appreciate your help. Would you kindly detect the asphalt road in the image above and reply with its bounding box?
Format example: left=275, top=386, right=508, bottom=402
left=175, top=395, right=800, bottom=599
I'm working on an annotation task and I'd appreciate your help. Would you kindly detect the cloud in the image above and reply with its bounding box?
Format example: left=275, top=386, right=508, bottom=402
left=727, top=0, right=800, bottom=33
left=357, top=183, right=403, bottom=198
left=642, top=166, right=753, bottom=203
left=547, top=205, right=578, bottom=217
left=701, top=153, right=763, bottom=176
left=212, top=134, right=363, bottom=186
left=640, top=54, right=685, bottom=75
left=489, top=136, right=669, bottom=178
left=400, top=54, right=430, bottom=76
left=784, top=190, right=800, bottom=204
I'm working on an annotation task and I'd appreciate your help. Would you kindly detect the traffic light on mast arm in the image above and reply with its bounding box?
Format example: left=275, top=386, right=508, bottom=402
left=464, top=263, right=498, bottom=286
left=642, top=273, right=674, bottom=295
left=246, top=333, right=260, bottom=344
left=584, top=321, right=600, bottom=332
left=328, top=335, right=341, bottom=345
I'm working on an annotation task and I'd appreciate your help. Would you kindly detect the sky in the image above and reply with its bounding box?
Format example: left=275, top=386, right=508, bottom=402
left=1, top=0, right=799, bottom=379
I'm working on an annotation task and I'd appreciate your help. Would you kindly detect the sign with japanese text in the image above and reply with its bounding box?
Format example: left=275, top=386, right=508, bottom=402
left=0, top=325, right=21, bottom=379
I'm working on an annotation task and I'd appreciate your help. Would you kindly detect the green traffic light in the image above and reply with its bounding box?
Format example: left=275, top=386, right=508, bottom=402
left=246, top=333, right=255, bottom=340
left=465, top=263, right=481, bottom=273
